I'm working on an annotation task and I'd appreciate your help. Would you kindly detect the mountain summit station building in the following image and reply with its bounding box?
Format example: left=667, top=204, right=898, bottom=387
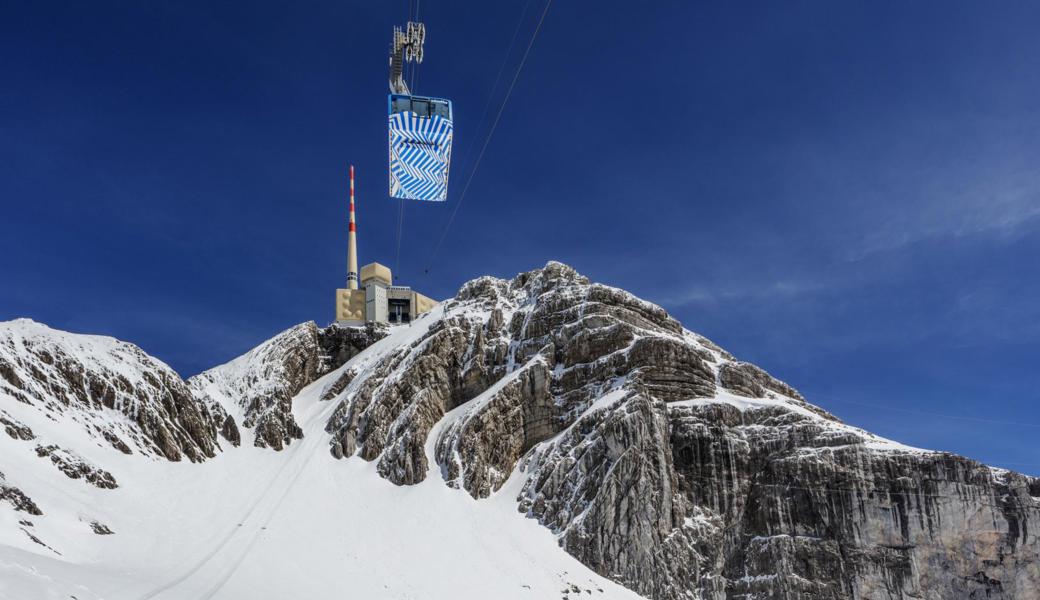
left=335, top=166, right=436, bottom=326
left=336, top=262, right=436, bottom=326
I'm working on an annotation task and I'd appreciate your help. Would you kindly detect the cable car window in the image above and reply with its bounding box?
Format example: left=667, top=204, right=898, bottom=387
left=431, top=101, right=449, bottom=118
left=411, top=99, right=430, bottom=117
left=391, top=97, right=410, bottom=114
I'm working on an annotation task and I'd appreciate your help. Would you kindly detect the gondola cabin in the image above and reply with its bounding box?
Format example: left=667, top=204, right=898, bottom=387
left=388, top=94, right=454, bottom=202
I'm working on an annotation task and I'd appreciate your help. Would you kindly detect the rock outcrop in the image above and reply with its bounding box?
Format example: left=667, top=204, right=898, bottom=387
left=1, top=263, right=1037, bottom=599
left=0, top=471, right=42, bottom=515
left=0, top=319, right=218, bottom=462
left=34, top=444, right=118, bottom=489
left=191, top=321, right=386, bottom=450
left=0, top=409, right=34, bottom=441
left=324, top=262, right=1040, bottom=600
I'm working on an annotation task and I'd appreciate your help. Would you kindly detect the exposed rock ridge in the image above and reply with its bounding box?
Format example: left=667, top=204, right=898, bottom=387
left=190, top=321, right=386, bottom=450
left=0, top=319, right=217, bottom=462
left=1, top=409, right=34, bottom=441
left=323, top=261, right=1040, bottom=600
left=2, top=263, right=1037, bottom=600
left=0, top=318, right=385, bottom=468
left=0, top=471, right=42, bottom=515
left=34, top=444, right=118, bottom=489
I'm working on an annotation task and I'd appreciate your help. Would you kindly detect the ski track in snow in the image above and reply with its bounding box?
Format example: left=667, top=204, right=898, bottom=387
left=138, top=319, right=438, bottom=600
left=139, top=428, right=321, bottom=599
left=0, top=311, right=646, bottom=600
left=0, top=297, right=945, bottom=600
left=3, top=271, right=1028, bottom=600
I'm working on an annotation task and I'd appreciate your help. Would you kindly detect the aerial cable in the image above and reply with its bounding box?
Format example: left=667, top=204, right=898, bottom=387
left=393, top=197, right=405, bottom=281
left=425, top=0, right=554, bottom=272
left=426, top=0, right=552, bottom=270
left=405, top=0, right=421, bottom=94
left=404, top=1, right=413, bottom=88
left=407, top=29, right=419, bottom=94
left=394, top=0, right=423, bottom=281
left=452, top=0, right=535, bottom=196
left=395, top=24, right=411, bottom=282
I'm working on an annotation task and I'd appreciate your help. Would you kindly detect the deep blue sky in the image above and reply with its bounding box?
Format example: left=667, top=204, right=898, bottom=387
left=2, top=2, right=1039, bottom=474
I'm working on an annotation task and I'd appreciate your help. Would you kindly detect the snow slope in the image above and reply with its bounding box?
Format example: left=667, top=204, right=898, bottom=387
left=0, top=319, right=217, bottom=462
left=0, top=314, right=645, bottom=600
left=3, top=261, right=1037, bottom=600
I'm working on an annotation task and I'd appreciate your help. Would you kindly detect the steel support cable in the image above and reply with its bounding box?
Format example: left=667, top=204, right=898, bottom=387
left=411, top=0, right=422, bottom=91
left=413, top=0, right=531, bottom=279
left=394, top=198, right=405, bottom=280
left=407, top=0, right=419, bottom=94
left=424, top=0, right=554, bottom=272
left=396, top=0, right=422, bottom=280
left=452, top=0, right=534, bottom=184
left=394, top=1, right=414, bottom=281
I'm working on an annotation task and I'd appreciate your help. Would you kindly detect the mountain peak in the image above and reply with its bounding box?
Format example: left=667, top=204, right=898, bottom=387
left=1, top=265, right=1038, bottom=599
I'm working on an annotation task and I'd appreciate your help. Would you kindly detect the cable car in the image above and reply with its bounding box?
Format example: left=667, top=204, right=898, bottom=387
left=388, top=93, right=453, bottom=202
left=387, top=22, right=453, bottom=202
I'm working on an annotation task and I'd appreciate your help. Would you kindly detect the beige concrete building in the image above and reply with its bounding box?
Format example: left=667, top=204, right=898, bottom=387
left=335, top=262, right=436, bottom=326
left=335, top=167, right=436, bottom=326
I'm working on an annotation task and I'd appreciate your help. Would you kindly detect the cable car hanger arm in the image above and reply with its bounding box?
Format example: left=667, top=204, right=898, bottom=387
left=389, top=21, right=424, bottom=95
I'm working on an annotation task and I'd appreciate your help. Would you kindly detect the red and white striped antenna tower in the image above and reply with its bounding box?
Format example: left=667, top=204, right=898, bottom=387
left=346, top=165, right=359, bottom=290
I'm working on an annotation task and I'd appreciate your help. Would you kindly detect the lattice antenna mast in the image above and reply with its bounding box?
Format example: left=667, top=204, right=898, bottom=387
left=389, top=22, right=425, bottom=95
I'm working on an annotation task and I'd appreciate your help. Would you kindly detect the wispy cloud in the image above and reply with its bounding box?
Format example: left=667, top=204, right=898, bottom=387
left=851, top=167, right=1040, bottom=258
left=660, top=278, right=827, bottom=308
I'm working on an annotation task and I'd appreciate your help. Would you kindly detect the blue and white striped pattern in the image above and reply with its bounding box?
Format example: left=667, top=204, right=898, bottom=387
left=388, top=111, right=453, bottom=202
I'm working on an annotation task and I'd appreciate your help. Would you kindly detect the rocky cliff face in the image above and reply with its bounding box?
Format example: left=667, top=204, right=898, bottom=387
left=1, top=263, right=1037, bottom=600
left=664, top=403, right=1040, bottom=599
left=0, top=319, right=384, bottom=463
left=0, top=319, right=218, bottom=462
left=324, top=262, right=1040, bottom=600
left=190, top=321, right=385, bottom=450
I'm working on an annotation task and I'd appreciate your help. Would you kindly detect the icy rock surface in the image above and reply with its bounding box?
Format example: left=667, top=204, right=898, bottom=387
left=0, top=319, right=217, bottom=461
left=325, top=261, right=1040, bottom=600
left=0, top=319, right=384, bottom=464
left=0, top=471, right=42, bottom=515
left=34, top=443, right=118, bottom=489
left=0, top=263, right=1037, bottom=599
left=189, top=321, right=385, bottom=450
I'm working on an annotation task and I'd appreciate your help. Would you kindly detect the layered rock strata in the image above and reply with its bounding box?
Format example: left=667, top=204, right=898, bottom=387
left=324, top=262, right=1040, bottom=600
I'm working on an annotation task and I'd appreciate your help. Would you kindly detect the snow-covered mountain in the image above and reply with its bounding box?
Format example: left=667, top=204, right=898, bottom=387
left=188, top=321, right=385, bottom=450
left=0, top=318, right=219, bottom=463
left=1, top=262, right=1037, bottom=600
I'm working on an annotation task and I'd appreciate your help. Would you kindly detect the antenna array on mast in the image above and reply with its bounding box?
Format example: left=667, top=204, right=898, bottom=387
left=389, top=21, right=425, bottom=95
